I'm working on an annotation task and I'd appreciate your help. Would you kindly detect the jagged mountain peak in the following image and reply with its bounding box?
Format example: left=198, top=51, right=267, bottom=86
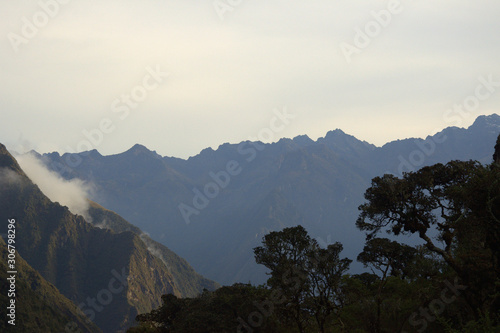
left=317, top=128, right=375, bottom=155
left=201, top=146, right=215, bottom=153
left=470, top=113, right=500, bottom=130
left=319, top=128, right=373, bottom=146
left=292, top=134, right=315, bottom=146
left=323, top=128, right=346, bottom=137
left=125, top=143, right=153, bottom=154
left=494, top=135, right=500, bottom=164
left=26, top=149, right=42, bottom=158
left=58, top=149, right=102, bottom=159
left=122, top=143, right=163, bottom=160
left=186, top=146, right=216, bottom=163
left=86, top=149, right=102, bottom=158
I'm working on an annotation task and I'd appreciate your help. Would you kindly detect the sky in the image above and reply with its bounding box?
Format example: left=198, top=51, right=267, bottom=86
left=1, top=0, right=499, bottom=159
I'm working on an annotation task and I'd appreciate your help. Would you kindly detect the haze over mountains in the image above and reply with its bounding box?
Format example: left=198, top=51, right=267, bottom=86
left=0, top=145, right=218, bottom=332
left=38, top=114, right=500, bottom=285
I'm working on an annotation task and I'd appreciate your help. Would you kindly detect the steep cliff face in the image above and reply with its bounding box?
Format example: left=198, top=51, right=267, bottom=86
left=0, top=238, right=101, bottom=333
left=0, top=144, right=192, bottom=332
left=88, top=201, right=220, bottom=297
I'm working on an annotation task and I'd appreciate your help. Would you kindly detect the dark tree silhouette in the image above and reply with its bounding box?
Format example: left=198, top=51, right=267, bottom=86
left=494, top=133, right=500, bottom=164
left=357, top=158, right=500, bottom=319
left=357, top=238, right=416, bottom=333
left=254, top=225, right=351, bottom=333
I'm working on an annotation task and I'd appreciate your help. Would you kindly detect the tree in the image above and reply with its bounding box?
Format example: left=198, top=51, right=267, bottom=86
left=356, top=160, right=481, bottom=274
left=254, top=225, right=351, bottom=333
left=254, top=226, right=311, bottom=332
left=404, top=245, right=448, bottom=281
left=357, top=238, right=416, bottom=279
left=306, top=242, right=352, bottom=333
left=356, top=152, right=500, bottom=320
left=132, top=284, right=282, bottom=333
left=494, top=134, right=500, bottom=165
left=357, top=238, right=417, bottom=332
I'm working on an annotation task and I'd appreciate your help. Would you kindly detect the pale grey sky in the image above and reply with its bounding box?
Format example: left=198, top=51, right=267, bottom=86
left=1, top=0, right=499, bottom=158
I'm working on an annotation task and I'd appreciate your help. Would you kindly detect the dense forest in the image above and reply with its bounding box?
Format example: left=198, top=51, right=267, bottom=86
left=127, top=135, right=500, bottom=333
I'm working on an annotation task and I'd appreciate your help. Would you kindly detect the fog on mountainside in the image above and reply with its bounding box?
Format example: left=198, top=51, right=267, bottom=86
left=0, top=144, right=218, bottom=332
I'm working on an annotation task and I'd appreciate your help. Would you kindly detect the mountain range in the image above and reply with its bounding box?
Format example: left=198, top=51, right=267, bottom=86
left=40, top=114, right=500, bottom=284
left=2, top=114, right=497, bottom=332
left=38, top=114, right=500, bottom=286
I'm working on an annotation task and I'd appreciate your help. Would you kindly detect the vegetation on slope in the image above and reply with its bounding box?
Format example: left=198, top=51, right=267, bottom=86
left=0, top=238, right=101, bottom=333
left=129, top=135, right=500, bottom=332
left=0, top=144, right=203, bottom=332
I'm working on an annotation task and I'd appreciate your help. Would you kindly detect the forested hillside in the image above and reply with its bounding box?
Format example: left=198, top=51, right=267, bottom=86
left=128, top=135, right=500, bottom=333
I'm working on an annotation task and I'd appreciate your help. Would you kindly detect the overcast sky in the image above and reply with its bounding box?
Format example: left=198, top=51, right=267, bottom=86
left=1, top=0, right=499, bottom=158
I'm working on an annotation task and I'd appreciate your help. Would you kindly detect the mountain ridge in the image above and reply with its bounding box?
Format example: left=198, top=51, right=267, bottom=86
left=32, top=114, right=498, bottom=163
left=0, top=144, right=218, bottom=332
left=38, top=114, right=500, bottom=285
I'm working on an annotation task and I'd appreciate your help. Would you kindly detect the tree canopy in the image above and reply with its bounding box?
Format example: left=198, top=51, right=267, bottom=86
left=129, top=134, right=500, bottom=333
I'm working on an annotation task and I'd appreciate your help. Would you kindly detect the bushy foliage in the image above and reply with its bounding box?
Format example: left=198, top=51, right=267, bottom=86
left=131, top=135, right=500, bottom=333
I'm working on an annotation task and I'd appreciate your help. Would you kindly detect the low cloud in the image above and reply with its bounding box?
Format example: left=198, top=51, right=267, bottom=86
left=140, top=232, right=171, bottom=271
left=0, top=168, right=24, bottom=187
left=15, top=153, right=93, bottom=221
left=93, top=219, right=111, bottom=230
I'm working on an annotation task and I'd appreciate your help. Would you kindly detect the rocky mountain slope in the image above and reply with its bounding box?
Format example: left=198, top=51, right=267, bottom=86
left=0, top=237, right=101, bottom=333
left=0, top=144, right=217, bottom=332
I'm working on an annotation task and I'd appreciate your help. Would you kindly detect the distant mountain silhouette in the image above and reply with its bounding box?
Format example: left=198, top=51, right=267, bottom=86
left=40, top=114, right=500, bottom=285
